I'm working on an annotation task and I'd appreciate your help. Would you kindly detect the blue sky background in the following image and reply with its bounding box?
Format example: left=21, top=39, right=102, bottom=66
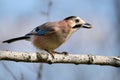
left=0, top=0, right=119, bottom=80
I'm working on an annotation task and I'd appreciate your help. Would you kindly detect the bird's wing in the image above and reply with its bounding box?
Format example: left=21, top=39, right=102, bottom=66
left=26, top=22, right=57, bottom=36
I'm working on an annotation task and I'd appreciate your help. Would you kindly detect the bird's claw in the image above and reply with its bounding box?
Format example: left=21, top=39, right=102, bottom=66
left=61, top=52, right=68, bottom=55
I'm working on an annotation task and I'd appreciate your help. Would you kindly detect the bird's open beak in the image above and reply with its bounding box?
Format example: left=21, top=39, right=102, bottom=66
left=82, top=23, right=92, bottom=29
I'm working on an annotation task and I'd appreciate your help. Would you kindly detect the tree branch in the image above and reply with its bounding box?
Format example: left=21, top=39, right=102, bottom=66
left=0, top=50, right=120, bottom=67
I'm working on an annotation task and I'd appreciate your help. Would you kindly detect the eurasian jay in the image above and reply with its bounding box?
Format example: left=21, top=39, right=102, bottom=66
left=3, top=16, right=92, bottom=57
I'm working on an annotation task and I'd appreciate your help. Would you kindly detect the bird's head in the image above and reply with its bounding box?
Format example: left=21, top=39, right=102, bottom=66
left=64, top=16, right=92, bottom=31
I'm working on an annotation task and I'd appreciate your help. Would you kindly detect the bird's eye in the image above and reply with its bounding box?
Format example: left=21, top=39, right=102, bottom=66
left=75, top=19, right=79, bottom=23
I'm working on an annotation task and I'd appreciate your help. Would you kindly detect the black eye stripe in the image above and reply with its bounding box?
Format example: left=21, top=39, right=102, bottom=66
left=73, top=24, right=82, bottom=28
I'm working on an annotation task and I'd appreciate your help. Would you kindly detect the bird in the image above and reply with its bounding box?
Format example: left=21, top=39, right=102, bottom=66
left=3, top=16, right=92, bottom=57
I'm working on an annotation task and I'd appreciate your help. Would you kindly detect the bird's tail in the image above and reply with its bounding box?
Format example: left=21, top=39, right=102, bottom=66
left=2, top=36, right=30, bottom=43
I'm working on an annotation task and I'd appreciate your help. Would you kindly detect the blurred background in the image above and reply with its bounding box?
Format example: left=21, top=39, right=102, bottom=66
left=0, top=0, right=120, bottom=80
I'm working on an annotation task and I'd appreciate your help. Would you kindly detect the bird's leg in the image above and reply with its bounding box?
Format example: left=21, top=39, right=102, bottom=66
left=44, top=49, right=55, bottom=58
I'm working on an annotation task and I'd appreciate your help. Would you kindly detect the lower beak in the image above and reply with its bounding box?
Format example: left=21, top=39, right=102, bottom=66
left=82, top=23, right=92, bottom=29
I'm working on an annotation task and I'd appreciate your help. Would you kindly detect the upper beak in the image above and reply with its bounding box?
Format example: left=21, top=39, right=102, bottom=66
left=82, top=23, right=92, bottom=29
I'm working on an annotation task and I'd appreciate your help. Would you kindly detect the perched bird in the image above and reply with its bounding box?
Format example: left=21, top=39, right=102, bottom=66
left=3, top=16, right=92, bottom=57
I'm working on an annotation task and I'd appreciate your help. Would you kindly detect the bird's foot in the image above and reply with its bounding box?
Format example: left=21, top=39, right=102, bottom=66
left=44, top=49, right=68, bottom=59
left=61, top=51, right=68, bottom=55
left=53, top=51, right=68, bottom=55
